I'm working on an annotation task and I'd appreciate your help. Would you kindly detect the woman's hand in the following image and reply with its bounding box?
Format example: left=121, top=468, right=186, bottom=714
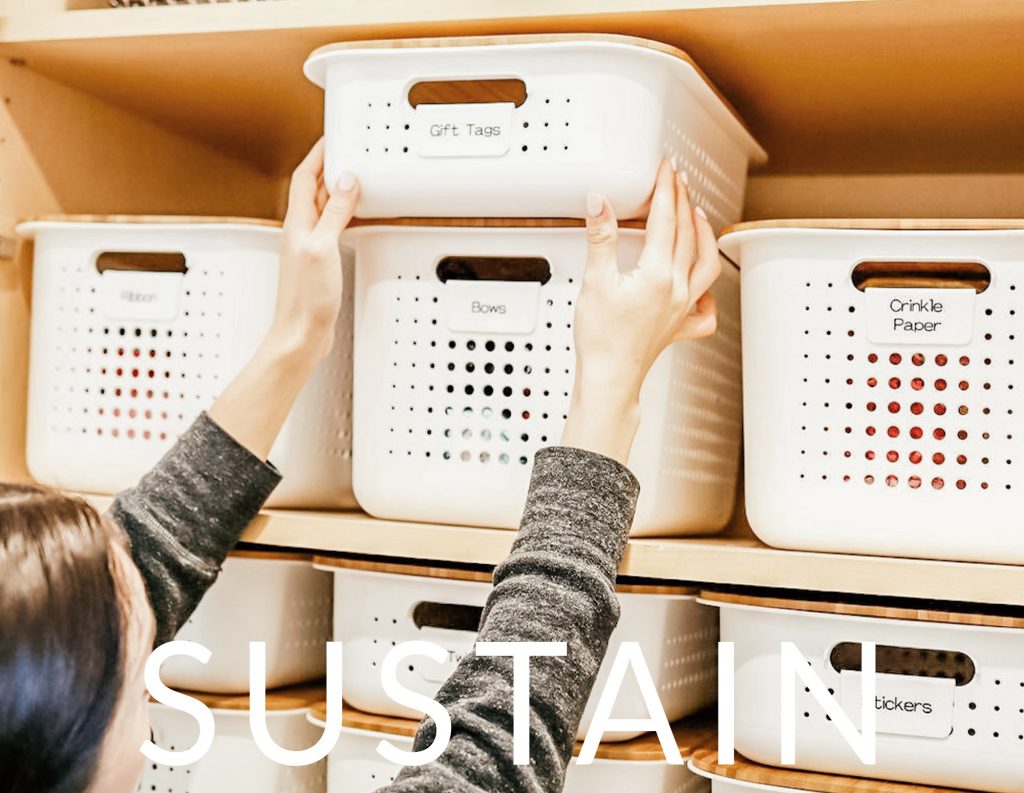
left=208, top=139, right=360, bottom=460
left=270, top=139, right=361, bottom=362
left=560, top=158, right=720, bottom=465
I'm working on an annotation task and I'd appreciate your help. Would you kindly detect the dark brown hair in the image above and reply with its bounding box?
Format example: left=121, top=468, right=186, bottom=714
left=0, top=483, right=127, bottom=793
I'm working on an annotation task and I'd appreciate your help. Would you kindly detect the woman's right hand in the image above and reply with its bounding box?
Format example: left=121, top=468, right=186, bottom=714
left=560, top=158, right=721, bottom=464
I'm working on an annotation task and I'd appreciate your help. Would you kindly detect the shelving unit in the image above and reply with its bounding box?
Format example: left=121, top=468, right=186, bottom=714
left=4, top=0, right=1024, bottom=611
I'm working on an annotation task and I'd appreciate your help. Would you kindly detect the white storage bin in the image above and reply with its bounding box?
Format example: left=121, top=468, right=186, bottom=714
left=310, top=705, right=713, bottom=793
left=18, top=216, right=356, bottom=509
left=688, top=748, right=961, bottom=793
left=315, top=558, right=718, bottom=741
left=345, top=220, right=742, bottom=535
left=162, top=552, right=332, bottom=694
left=304, top=34, right=765, bottom=224
left=720, top=219, right=1024, bottom=563
left=702, top=591, right=1024, bottom=793
left=141, top=687, right=326, bottom=793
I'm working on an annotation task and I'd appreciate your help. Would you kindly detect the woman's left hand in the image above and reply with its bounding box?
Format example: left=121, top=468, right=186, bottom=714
left=270, top=138, right=361, bottom=362
left=208, top=139, right=360, bottom=460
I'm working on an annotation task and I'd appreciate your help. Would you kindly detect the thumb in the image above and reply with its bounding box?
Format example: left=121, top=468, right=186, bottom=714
left=313, top=171, right=361, bottom=242
left=674, top=293, right=717, bottom=340
left=584, top=192, right=619, bottom=277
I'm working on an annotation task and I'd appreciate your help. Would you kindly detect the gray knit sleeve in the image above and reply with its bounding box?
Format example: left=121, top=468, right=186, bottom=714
left=385, top=445, right=640, bottom=793
left=107, top=413, right=281, bottom=645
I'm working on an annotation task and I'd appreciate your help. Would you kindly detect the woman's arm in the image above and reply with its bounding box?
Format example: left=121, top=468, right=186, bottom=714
left=385, top=159, right=721, bottom=793
left=108, top=141, right=360, bottom=644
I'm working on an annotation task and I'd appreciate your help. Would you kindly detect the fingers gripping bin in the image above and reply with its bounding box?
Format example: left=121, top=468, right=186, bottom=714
left=720, top=220, right=1024, bottom=563
left=141, top=688, right=326, bottom=793
left=688, top=749, right=966, bottom=793
left=346, top=221, right=742, bottom=535
left=310, top=706, right=714, bottom=793
left=702, top=592, right=1024, bottom=793
left=161, top=553, right=333, bottom=694
left=315, top=559, right=719, bottom=742
left=303, top=34, right=765, bottom=224
left=17, top=217, right=356, bottom=509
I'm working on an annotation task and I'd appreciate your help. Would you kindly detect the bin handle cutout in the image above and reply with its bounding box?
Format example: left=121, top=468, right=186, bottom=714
left=96, top=251, right=187, bottom=275
left=852, top=261, right=990, bottom=293
left=408, top=79, right=527, bottom=108
left=437, top=256, right=551, bottom=284
left=829, top=642, right=976, bottom=686
left=412, top=602, right=484, bottom=633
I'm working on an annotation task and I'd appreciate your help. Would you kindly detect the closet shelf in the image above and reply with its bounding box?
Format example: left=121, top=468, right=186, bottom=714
left=3, top=0, right=1024, bottom=177
left=82, top=495, right=1024, bottom=608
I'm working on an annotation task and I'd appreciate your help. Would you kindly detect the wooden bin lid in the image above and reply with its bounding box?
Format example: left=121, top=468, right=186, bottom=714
left=689, top=748, right=976, bottom=793
left=348, top=217, right=646, bottom=230
left=721, top=218, right=1024, bottom=236
left=310, top=703, right=715, bottom=762
left=700, top=590, right=1024, bottom=631
left=227, top=547, right=314, bottom=564
left=19, top=214, right=281, bottom=228
left=177, top=683, right=325, bottom=713
left=314, top=555, right=696, bottom=597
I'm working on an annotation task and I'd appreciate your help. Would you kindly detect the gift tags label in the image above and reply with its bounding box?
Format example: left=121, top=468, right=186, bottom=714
left=865, top=287, right=975, bottom=345
left=840, top=670, right=955, bottom=738
left=414, top=103, right=514, bottom=158
left=98, top=270, right=183, bottom=322
left=444, top=280, right=540, bottom=334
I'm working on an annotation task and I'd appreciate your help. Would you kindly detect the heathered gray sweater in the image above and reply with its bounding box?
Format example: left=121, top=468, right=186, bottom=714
left=109, top=413, right=640, bottom=793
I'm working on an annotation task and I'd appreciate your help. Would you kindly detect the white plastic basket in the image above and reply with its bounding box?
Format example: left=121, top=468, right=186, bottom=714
left=304, top=34, right=765, bottom=224
left=18, top=217, right=356, bottom=509
left=702, top=592, right=1024, bottom=793
left=310, top=706, right=712, bottom=793
left=720, top=220, right=1024, bottom=563
left=315, top=559, right=718, bottom=742
left=345, top=221, right=742, bottom=535
left=161, top=553, right=332, bottom=694
left=141, top=690, right=326, bottom=793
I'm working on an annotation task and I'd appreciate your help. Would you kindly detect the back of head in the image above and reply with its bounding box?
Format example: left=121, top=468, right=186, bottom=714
left=0, top=483, right=126, bottom=793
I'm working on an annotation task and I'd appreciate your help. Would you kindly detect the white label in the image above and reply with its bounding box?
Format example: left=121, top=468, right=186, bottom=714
left=444, top=280, right=540, bottom=334
left=419, top=647, right=469, bottom=684
left=414, top=103, right=514, bottom=158
left=98, top=271, right=183, bottom=322
left=840, top=671, right=954, bottom=738
left=865, top=287, right=975, bottom=345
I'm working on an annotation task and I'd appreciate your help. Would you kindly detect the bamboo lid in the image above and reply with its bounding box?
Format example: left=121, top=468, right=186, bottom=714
left=314, top=555, right=696, bottom=597
left=310, top=703, right=715, bottom=762
left=722, top=218, right=1024, bottom=236
left=689, top=749, right=976, bottom=793
left=700, top=590, right=1024, bottom=630
left=20, top=214, right=280, bottom=228
left=173, top=683, right=325, bottom=713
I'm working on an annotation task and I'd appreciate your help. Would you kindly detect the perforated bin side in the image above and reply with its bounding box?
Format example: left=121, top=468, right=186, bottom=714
left=349, top=225, right=741, bottom=534
left=309, top=38, right=763, bottom=219
left=326, top=566, right=719, bottom=741
left=25, top=224, right=279, bottom=494
left=321, top=722, right=711, bottom=793
left=720, top=602, right=1024, bottom=793
left=142, top=705, right=326, bottom=793
left=163, top=557, right=333, bottom=694
left=737, top=228, right=1024, bottom=562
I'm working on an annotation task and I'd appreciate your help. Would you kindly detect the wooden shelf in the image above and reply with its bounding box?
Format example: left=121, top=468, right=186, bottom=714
left=83, top=495, right=1024, bottom=608
left=4, top=0, right=1024, bottom=180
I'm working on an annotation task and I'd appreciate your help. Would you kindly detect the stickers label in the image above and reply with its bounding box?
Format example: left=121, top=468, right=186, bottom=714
left=414, top=103, right=514, bottom=158
left=98, top=271, right=183, bottom=322
left=444, top=280, right=540, bottom=335
left=840, top=670, right=955, bottom=738
left=865, top=287, right=975, bottom=345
